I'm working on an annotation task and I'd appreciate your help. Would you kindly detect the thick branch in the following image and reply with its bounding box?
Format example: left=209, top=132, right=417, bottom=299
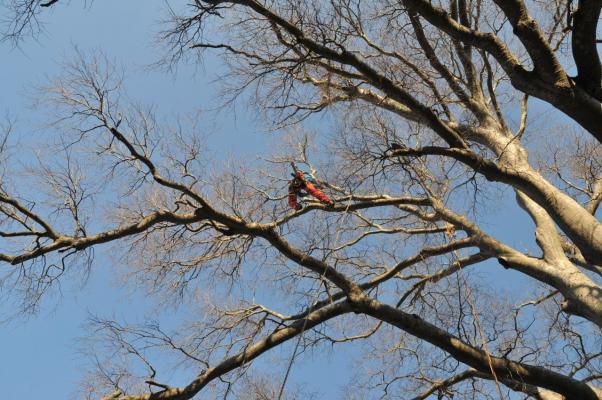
left=40, top=0, right=59, bottom=7
left=0, top=210, right=201, bottom=265
left=109, top=301, right=352, bottom=400
left=388, top=146, right=602, bottom=266
left=571, top=0, right=602, bottom=101
left=400, top=0, right=602, bottom=142
left=362, top=298, right=602, bottom=400
left=492, top=0, right=567, bottom=84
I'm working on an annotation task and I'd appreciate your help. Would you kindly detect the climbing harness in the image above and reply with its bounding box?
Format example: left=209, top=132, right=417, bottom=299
left=287, top=162, right=334, bottom=210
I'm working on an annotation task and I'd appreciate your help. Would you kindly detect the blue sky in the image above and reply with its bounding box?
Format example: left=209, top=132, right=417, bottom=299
left=0, top=1, right=552, bottom=399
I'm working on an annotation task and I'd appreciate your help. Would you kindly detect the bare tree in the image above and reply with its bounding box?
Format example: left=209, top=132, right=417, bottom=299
left=1, top=1, right=602, bottom=399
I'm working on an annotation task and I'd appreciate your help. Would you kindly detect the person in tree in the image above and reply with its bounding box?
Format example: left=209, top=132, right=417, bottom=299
left=287, top=164, right=334, bottom=210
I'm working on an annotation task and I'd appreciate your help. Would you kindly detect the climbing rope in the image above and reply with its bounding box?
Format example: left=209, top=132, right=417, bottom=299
left=276, top=199, right=352, bottom=400
left=444, top=226, right=504, bottom=400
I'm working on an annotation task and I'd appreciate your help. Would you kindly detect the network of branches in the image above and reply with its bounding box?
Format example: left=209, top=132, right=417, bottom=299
left=1, top=1, right=601, bottom=399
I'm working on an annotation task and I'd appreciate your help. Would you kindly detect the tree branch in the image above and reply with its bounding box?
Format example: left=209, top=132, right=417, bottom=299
left=363, top=299, right=602, bottom=400
left=571, top=0, right=602, bottom=101
left=108, top=300, right=352, bottom=400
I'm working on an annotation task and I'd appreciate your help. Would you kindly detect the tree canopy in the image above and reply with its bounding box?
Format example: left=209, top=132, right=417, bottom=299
left=1, top=1, right=601, bottom=399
